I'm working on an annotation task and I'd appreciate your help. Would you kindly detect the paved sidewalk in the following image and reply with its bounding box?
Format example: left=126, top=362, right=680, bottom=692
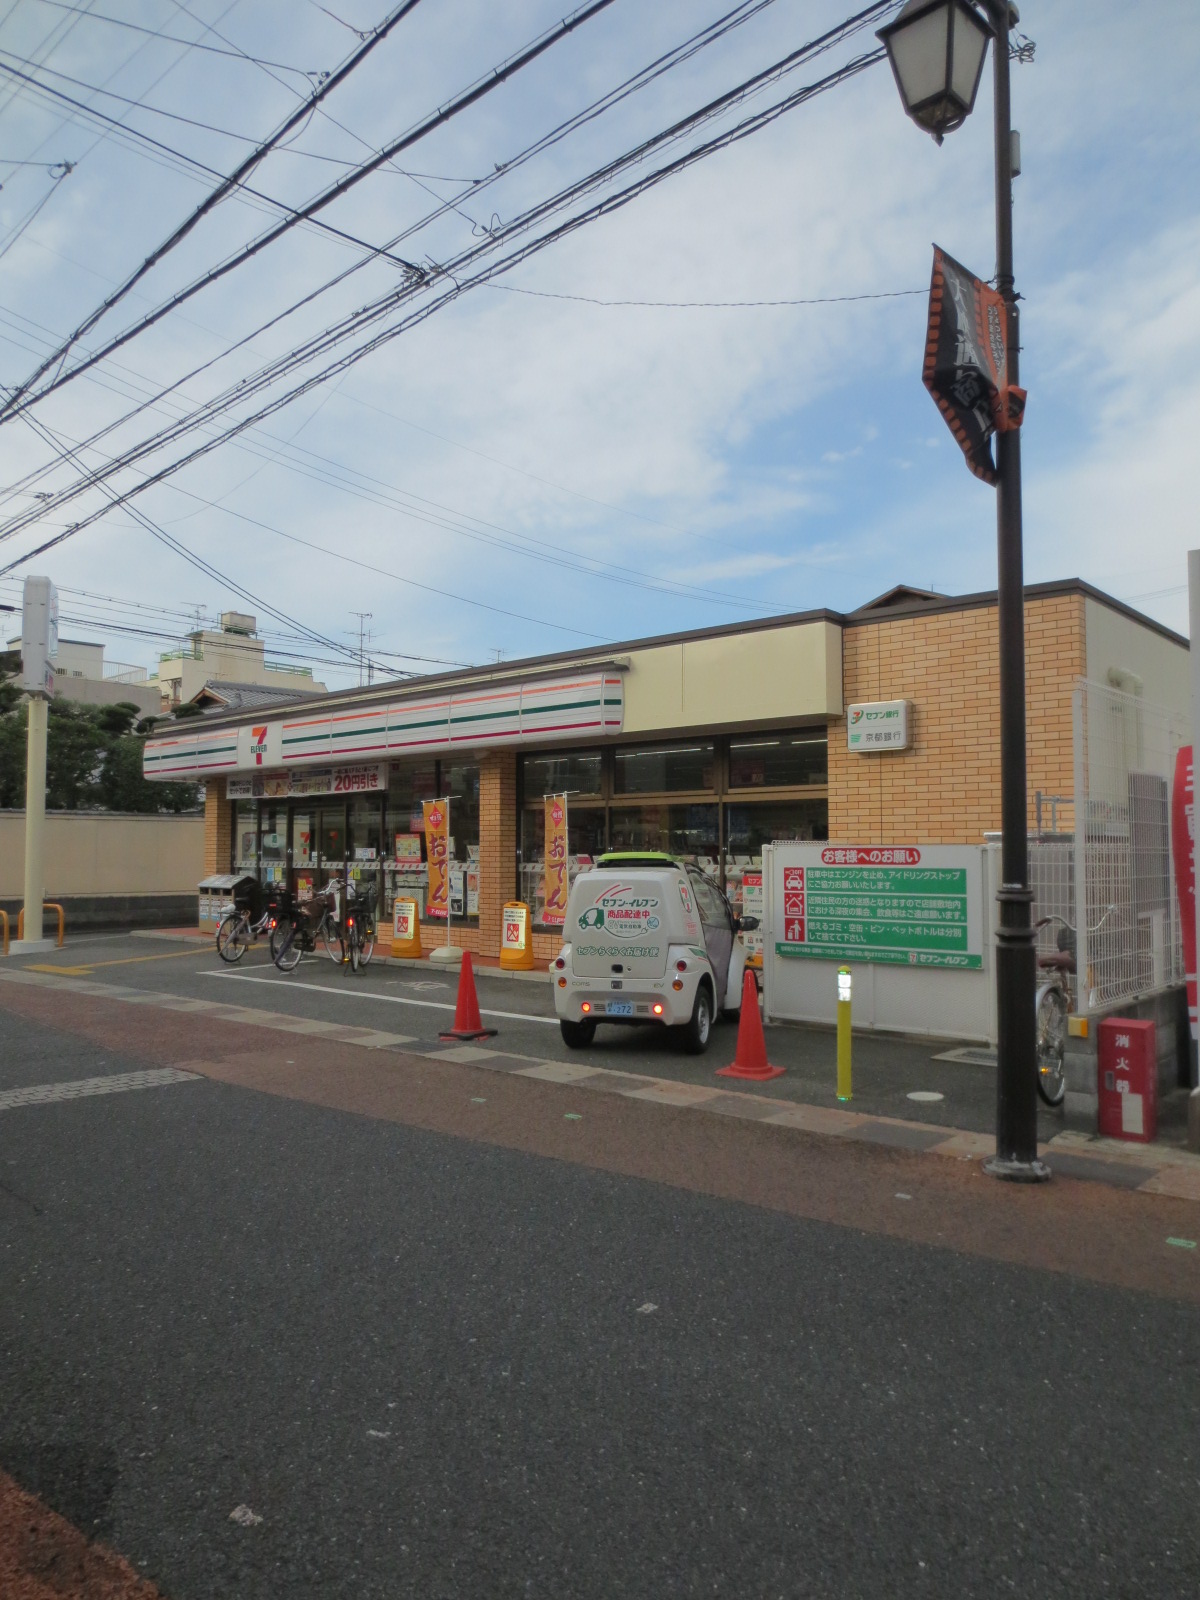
left=4, top=962, right=1198, bottom=1203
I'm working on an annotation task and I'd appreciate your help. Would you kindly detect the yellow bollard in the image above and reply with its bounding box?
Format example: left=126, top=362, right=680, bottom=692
left=836, top=966, right=852, bottom=1102
left=499, top=901, right=535, bottom=971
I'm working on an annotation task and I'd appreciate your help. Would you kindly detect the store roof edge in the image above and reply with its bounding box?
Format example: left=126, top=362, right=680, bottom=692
left=147, top=580, right=1185, bottom=740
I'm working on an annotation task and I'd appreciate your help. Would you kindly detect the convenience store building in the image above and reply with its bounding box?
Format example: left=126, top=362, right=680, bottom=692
left=146, top=579, right=1189, bottom=962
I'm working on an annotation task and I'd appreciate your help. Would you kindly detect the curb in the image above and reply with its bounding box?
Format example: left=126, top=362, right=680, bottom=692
left=3, top=963, right=1199, bottom=1201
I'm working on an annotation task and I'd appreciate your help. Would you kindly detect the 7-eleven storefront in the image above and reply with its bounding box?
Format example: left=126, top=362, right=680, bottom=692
left=145, top=612, right=842, bottom=961
left=146, top=580, right=1187, bottom=963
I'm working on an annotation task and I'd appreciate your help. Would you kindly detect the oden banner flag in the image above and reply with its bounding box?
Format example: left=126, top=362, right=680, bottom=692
left=542, top=794, right=568, bottom=926
left=423, top=798, right=449, bottom=920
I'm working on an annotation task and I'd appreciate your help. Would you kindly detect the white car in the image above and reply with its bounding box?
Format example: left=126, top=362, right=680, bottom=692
left=551, top=852, right=759, bottom=1054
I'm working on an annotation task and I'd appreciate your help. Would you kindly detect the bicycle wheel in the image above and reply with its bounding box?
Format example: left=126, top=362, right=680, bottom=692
left=357, top=916, right=375, bottom=968
left=320, top=912, right=343, bottom=965
left=1035, top=982, right=1068, bottom=1106
left=216, top=912, right=249, bottom=964
left=274, top=922, right=303, bottom=972
left=348, top=919, right=361, bottom=974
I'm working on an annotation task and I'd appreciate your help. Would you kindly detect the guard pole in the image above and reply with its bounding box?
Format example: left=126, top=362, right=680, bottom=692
left=23, top=694, right=48, bottom=944
left=1189, top=549, right=1200, bottom=1089
left=836, top=966, right=852, bottom=1102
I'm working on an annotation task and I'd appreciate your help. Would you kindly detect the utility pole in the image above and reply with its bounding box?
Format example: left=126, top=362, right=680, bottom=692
left=351, top=611, right=372, bottom=688
left=17, top=576, right=58, bottom=953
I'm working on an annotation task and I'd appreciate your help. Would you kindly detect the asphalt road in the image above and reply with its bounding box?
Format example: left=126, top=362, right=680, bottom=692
left=2, top=978, right=1199, bottom=1599
left=7, top=931, right=1067, bottom=1137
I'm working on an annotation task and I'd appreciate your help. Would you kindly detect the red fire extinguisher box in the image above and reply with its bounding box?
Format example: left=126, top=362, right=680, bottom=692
left=1097, top=1017, right=1157, bottom=1142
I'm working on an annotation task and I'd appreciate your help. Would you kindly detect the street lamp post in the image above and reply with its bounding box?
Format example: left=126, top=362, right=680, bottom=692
left=879, top=0, right=1047, bottom=1181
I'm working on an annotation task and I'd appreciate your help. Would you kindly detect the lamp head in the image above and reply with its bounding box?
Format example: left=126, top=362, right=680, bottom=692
left=878, top=0, right=992, bottom=144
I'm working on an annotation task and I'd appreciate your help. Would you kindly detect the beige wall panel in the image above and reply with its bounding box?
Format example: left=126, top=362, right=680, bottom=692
left=1084, top=598, right=1189, bottom=721
left=0, top=812, right=204, bottom=898
left=621, top=622, right=841, bottom=735
left=621, top=644, right=685, bottom=734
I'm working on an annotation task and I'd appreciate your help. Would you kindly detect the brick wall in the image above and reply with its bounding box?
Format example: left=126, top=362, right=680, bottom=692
left=828, top=593, right=1086, bottom=845
left=477, top=750, right=517, bottom=952
left=203, top=778, right=230, bottom=875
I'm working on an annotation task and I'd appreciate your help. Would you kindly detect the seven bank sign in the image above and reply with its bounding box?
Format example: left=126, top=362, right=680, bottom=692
left=847, top=700, right=911, bottom=752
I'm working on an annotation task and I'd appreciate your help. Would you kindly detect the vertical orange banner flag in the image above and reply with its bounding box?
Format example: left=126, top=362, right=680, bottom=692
left=423, top=798, right=449, bottom=919
left=543, top=793, right=568, bottom=926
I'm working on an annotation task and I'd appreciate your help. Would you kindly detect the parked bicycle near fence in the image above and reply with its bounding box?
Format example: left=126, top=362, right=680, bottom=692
left=1035, top=904, right=1116, bottom=1107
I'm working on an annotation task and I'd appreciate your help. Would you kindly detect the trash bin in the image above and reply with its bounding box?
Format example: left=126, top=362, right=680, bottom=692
left=198, top=873, right=246, bottom=930
left=1097, top=1017, right=1157, bottom=1142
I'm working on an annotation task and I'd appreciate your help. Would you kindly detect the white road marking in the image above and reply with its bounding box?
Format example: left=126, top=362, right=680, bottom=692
left=203, top=970, right=559, bottom=1026
left=907, top=1091, right=945, bottom=1103
left=0, top=1067, right=200, bottom=1112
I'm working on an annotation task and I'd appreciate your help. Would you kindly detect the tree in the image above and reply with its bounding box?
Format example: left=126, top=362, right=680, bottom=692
left=0, top=668, right=199, bottom=812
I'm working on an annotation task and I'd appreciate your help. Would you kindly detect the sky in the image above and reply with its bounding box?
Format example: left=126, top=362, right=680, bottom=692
left=0, top=0, right=1196, bottom=694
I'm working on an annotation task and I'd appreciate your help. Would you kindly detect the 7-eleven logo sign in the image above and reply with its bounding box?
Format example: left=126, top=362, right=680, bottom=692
left=250, top=725, right=268, bottom=765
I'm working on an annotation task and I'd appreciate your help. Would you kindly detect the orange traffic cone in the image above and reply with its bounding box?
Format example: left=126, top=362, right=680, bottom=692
left=439, top=952, right=498, bottom=1042
left=717, top=968, right=784, bottom=1081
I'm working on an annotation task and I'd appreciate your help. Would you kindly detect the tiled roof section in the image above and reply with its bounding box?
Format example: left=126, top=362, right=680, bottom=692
left=191, top=681, right=318, bottom=712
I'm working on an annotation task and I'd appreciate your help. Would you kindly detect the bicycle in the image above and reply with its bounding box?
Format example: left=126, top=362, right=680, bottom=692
left=320, top=877, right=377, bottom=972
left=272, top=890, right=319, bottom=973
left=1034, top=905, right=1116, bottom=1107
left=215, top=879, right=270, bottom=964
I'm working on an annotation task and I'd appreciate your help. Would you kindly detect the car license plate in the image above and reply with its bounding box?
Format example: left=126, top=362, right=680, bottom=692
left=606, top=1000, right=634, bottom=1017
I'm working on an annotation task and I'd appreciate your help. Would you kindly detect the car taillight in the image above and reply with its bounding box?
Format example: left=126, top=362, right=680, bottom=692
left=652, top=1002, right=664, bottom=1016
left=558, top=976, right=567, bottom=988
left=581, top=1001, right=591, bottom=1014
left=554, top=956, right=566, bottom=970
left=671, top=979, right=684, bottom=991
left=676, top=959, right=687, bottom=972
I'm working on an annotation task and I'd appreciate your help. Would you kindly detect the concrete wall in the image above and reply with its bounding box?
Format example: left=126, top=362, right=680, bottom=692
left=52, top=677, right=160, bottom=716
left=0, top=810, right=204, bottom=899
left=1084, top=598, right=1190, bottom=721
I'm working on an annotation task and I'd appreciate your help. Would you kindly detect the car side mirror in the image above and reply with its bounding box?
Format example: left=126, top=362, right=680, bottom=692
left=738, top=915, right=760, bottom=932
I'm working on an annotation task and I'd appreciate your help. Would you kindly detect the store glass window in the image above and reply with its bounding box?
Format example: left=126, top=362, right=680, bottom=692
left=291, top=810, right=315, bottom=867
left=386, top=760, right=437, bottom=861
left=259, top=804, right=288, bottom=885
left=441, top=762, right=479, bottom=922
left=724, top=799, right=827, bottom=861
left=520, top=805, right=607, bottom=929
left=609, top=802, right=719, bottom=867
left=520, top=749, right=603, bottom=800
left=613, top=742, right=715, bottom=795
left=316, top=803, right=347, bottom=868
left=233, top=802, right=258, bottom=874
left=348, top=796, right=383, bottom=861
left=728, top=730, right=827, bottom=789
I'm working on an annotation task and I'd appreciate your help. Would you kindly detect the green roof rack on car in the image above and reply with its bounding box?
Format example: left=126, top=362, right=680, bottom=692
left=594, top=851, right=681, bottom=869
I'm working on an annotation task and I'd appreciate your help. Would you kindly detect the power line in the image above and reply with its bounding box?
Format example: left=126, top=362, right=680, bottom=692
left=0, top=1, right=426, bottom=416
left=0, top=36, right=890, bottom=556
left=32, top=0, right=324, bottom=81
left=487, top=285, right=926, bottom=308
left=9, top=408, right=393, bottom=676
left=0, top=0, right=805, bottom=486
left=0, top=0, right=621, bottom=423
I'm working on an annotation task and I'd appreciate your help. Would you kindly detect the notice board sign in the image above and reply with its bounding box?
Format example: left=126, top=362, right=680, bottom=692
left=773, top=845, right=983, bottom=970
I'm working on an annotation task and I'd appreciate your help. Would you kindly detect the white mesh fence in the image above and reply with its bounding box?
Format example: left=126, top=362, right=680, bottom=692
left=1059, top=679, right=1189, bottom=1011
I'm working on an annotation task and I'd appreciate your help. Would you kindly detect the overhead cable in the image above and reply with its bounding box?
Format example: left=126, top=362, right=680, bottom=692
left=0, top=44, right=889, bottom=552
left=0, top=0, right=426, bottom=419
left=0, top=0, right=621, bottom=425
